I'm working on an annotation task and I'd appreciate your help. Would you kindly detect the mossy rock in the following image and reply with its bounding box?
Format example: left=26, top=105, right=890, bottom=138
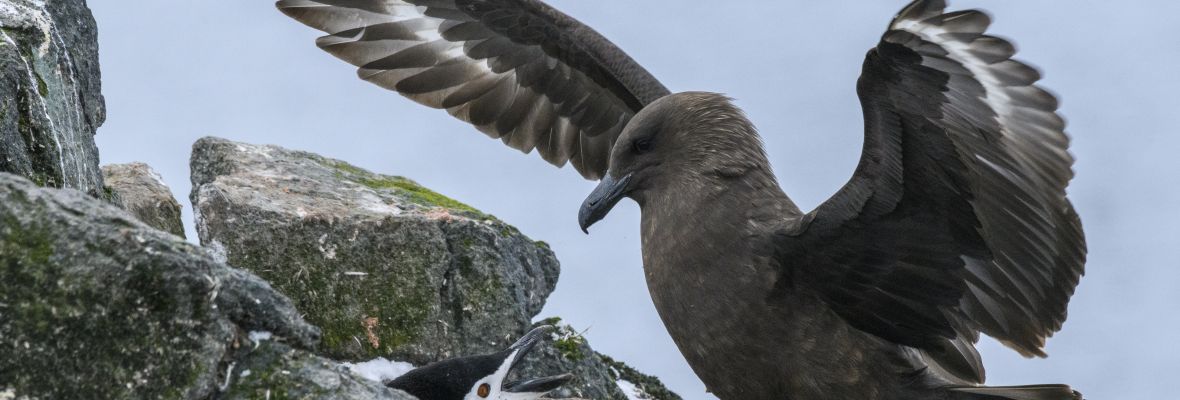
left=223, top=340, right=414, bottom=400
left=190, top=137, right=560, bottom=364
left=0, top=0, right=106, bottom=195
left=0, top=173, right=318, bottom=399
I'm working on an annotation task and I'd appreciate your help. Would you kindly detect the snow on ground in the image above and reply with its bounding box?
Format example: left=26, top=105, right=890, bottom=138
left=343, top=358, right=416, bottom=383
left=616, top=379, right=650, bottom=400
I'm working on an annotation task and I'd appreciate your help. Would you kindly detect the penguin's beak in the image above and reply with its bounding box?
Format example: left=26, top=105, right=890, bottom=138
left=503, top=374, right=574, bottom=394
left=501, top=326, right=574, bottom=395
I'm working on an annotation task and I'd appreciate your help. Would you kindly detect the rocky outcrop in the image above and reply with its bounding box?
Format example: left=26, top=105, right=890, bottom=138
left=0, top=0, right=104, bottom=195
left=0, top=0, right=682, bottom=397
left=512, top=320, right=629, bottom=400
left=190, top=137, right=561, bottom=364
left=0, top=172, right=405, bottom=399
left=602, top=354, right=683, bottom=400
left=102, top=162, right=185, bottom=238
left=225, top=339, right=414, bottom=400
left=510, top=319, right=681, bottom=400
left=188, top=138, right=679, bottom=400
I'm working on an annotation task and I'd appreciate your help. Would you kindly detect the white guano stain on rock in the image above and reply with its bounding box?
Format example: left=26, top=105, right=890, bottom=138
left=2, top=0, right=99, bottom=189
left=0, top=0, right=54, bottom=55
left=0, top=28, right=66, bottom=176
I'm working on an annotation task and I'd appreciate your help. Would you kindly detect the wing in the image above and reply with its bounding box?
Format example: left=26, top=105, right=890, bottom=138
left=775, top=0, right=1085, bottom=383
left=276, top=0, right=671, bottom=179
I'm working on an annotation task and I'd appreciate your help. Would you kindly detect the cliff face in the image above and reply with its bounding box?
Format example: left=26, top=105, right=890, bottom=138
left=0, top=0, right=104, bottom=195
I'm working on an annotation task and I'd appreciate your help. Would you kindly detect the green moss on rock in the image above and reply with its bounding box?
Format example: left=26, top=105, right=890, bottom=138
left=321, top=158, right=487, bottom=217
left=602, top=355, right=684, bottom=400
left=0, top=213, right=214, bottom=399
left=224, top=218, right=441, bottom=361
left=552, top=324, right=588, bottom=362
left=34, top=72, right=48, bottom=97
left=2, top=173, right=321, bottom=399
left=191, top=138, right=561, bottom=366
left=223, top=341, right=411, bottom=400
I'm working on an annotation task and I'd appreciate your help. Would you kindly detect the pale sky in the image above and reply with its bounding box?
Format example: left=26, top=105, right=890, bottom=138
left=90, top=1, right=1179, bottom=398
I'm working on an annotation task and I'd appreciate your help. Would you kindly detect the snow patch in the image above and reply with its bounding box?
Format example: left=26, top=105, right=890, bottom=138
left=342, top=357, right=416, bottom=383
left=616, top=379, right=651, bottom=400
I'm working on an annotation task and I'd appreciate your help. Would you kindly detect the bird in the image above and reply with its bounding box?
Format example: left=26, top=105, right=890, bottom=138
left=276, top=0, right=1087, bottom=399
left=385, top=326, right=573, bottom=400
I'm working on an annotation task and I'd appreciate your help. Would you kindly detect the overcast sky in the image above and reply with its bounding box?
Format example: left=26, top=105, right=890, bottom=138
left=89, top=1, right=1179, bottom=398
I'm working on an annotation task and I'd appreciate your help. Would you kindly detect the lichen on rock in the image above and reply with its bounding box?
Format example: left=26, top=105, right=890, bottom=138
left=602, top=354, right=684, bottom=400
left=223, top=340, right=415, bottom=400
left=189, top=137, right=561, bottom=364
left=101, top=162, right=185, bottom=237
left=0, top=0, right=105, bottom=195
left=0, top=172, right=318, bottom=399
left=509, top=318, right=629, bottom=400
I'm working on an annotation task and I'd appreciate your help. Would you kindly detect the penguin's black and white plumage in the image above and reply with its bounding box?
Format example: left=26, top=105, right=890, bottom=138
left=386, top=327, right=572, bottom=400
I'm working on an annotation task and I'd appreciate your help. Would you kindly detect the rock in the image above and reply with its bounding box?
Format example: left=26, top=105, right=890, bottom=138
left=601, top=354, right=683, bottom=400
left=511, top=320, right=629, bottom=400
left=224, top=339, right=414, bottom=400
left=189, top=137, right=561, bottom=364
left=0, top=172, right=319, bottom=399
left=508, top=319, right=679, bottom=400
left=101, top=162, right=185, bottom=238
left=0, top=0, right=105, bottom=195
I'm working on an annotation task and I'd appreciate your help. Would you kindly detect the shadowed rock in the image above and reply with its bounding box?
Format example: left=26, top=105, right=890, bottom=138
left=0, top=172, right=320, bottom=399
left=224, top=339, right=415, bottom=400
left=189, top=137, right=560, bottom=364
left=510, top=319, right=680, bottom=400
left=102, top=162, right=185, bottom=237
left=0, top=0, right=105, bottom=194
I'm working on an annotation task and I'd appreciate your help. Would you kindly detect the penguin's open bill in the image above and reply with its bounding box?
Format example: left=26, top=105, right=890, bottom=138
left=385, top=326, right=573, bottom=400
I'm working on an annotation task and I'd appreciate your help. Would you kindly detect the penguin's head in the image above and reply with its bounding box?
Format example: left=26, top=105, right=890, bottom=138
left=386, top=326, right=573, bottom=400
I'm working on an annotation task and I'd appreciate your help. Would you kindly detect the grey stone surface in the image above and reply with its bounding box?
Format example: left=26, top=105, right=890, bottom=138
left=0, top=0, right=104, bottom=195
left=102, top=162, right=185, bottom=238
left=190, top=137, right=561, bottom=364
left=601, top=353, right=683, bottom=400
left=513, top=321, right=630, bottom=400
left=511, top=320, right=681, bottom=400
left=0, top=172, right=319, bottom=399
left=224, top=339, right=415, bottom=400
